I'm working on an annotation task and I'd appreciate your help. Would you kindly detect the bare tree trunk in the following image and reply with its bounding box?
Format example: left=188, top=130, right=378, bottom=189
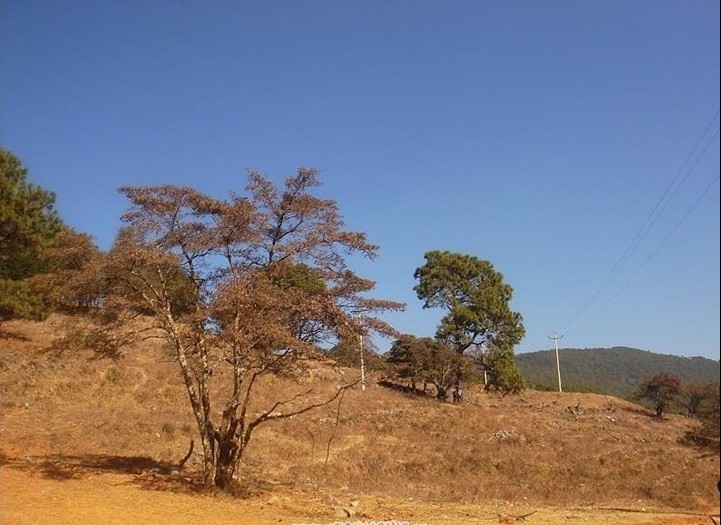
left=167, top=325, right=216, bottom=488
left=199, top=430, right=216, bottom=487
left=213, top=438, right=239, bottom=489
left=436, top=385, right=448, bottom=400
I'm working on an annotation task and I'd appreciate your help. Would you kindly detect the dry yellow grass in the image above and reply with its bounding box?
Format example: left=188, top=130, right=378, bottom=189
left=1, top=317, right=719, bottom=524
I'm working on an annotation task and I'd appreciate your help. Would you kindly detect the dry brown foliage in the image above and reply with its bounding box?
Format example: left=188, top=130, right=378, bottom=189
left=1, top=317, right=718, bottom=516
left=44, top=169, right=403, bottom=490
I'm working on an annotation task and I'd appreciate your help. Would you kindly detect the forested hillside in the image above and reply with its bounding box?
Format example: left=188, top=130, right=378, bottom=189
left=516, top=346, right=720, bottom=398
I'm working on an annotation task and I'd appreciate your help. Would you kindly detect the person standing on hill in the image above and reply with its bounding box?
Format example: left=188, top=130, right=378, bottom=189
left=453, top=385, right=463, bottom=403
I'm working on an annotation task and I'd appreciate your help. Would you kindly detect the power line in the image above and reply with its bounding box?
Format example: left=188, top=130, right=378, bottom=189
left=604, top=170, right=720, bottom=307
left=586, top=169, right=720, bottom=322
left=561, top=109, right=720, bottom=332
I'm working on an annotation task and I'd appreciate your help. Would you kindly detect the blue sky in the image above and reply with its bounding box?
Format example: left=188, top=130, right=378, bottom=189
left=2, top=1, right=719, bottom=359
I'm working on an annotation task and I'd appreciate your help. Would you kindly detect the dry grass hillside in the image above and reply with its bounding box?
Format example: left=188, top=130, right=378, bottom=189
left=1, top=316, right=719, bottom=525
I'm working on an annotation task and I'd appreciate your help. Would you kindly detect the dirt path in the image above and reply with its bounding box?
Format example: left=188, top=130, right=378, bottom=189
left=2, top=465, right=716, bottom=525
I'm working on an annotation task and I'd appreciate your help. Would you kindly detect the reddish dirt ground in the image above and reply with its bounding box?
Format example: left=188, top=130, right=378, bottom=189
left=1, top=464, right=717, bottom=525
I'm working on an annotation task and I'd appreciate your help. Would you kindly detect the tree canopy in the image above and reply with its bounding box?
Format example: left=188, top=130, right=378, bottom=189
left=31, top=226, right=105, bottom=313
left=414, top=250, right=525, bottom=353
left=55, top=168, right=404, bottom=490
left=413, top=251, right=525, bottom=392
left=0, top=149, right=62, bottom=325
left=387, top=334, right=465, bottom=400
left=636, top=372, right=683, bottom=419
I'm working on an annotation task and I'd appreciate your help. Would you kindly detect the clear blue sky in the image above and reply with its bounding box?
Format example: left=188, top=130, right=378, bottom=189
left=2, top=1, right=719, bottom=359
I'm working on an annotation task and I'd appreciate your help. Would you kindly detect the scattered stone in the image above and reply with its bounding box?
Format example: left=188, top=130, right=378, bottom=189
left=333, top=505, right=352, bottom=518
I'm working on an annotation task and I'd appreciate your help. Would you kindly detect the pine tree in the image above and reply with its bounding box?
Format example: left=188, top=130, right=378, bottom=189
left=0, top=149, right=62, bottom=326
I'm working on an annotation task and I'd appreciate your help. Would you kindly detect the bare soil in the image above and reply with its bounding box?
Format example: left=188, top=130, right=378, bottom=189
left=1, top=317, right=719, bottom=525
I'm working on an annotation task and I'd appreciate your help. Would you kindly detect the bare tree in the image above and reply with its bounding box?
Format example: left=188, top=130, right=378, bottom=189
left=56, top=169, right=403, bottom=490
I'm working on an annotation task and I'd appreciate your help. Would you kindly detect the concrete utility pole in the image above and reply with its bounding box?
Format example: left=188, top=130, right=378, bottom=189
left=480, top=342, right=488, bottom=386
left=359, top=331, right=366, bottom=391
left=548, top=331, right=564, bottom=393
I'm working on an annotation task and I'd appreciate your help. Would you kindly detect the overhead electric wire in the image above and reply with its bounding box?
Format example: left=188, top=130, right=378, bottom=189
left=561, top=109, right=720, bottom=332
left=586, top=174, right=720, bottom=324
left=604, top=169, right=720, bottom=307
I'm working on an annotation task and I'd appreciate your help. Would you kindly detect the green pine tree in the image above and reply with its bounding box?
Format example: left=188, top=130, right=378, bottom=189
left=0, top=149, right=62, bottom=325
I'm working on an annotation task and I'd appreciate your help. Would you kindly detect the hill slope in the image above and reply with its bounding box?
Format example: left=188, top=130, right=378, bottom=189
left=1, top=318, right=719, bottom=523
left=516, top=347, right=720, bottom=397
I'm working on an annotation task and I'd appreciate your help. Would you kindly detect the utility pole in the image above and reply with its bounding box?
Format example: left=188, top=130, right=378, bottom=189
left=548, top=331, right=564, bottom=393
left=480, top=342, right=488, bottom=386
left=359, top=330, right=366, bottom=391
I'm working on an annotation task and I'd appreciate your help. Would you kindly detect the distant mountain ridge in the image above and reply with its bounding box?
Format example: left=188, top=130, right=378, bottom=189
left=516, top=346, right=720, bottom=398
